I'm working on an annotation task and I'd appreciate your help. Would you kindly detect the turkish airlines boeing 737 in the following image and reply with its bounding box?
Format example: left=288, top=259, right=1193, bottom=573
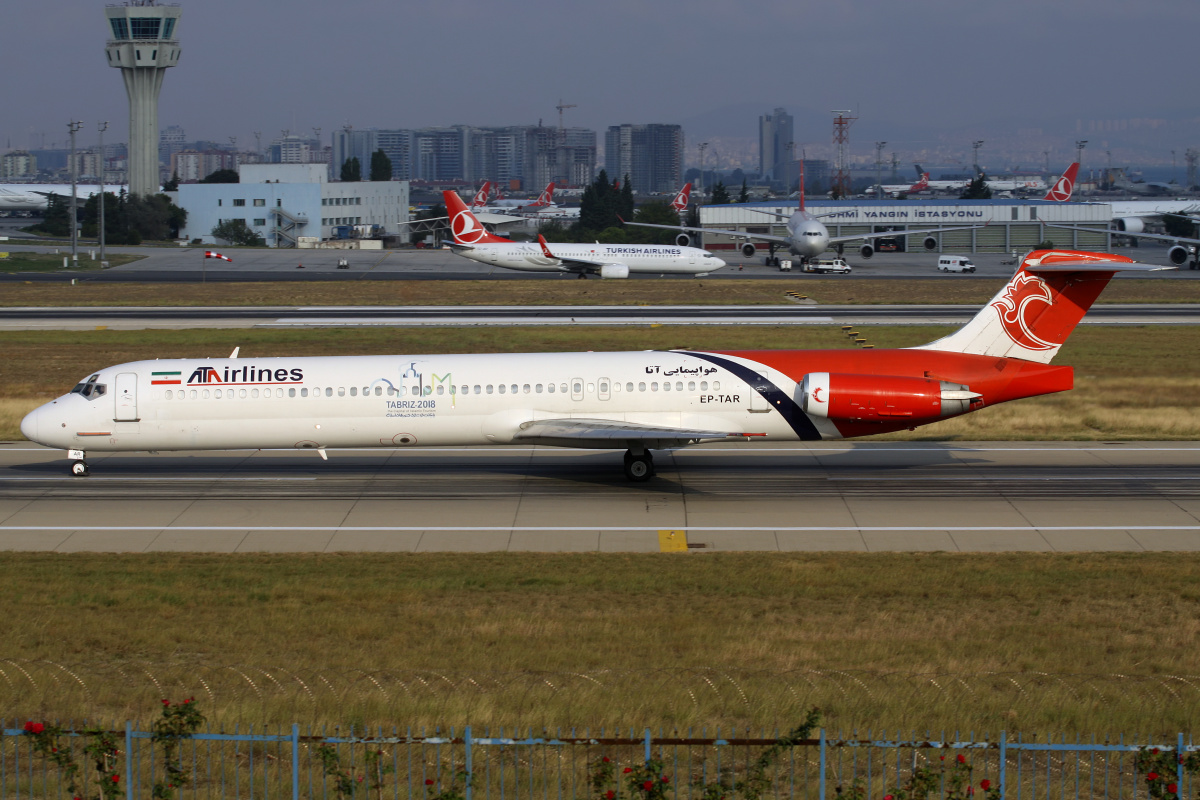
left=21, top=250, right=1169, bottom=481
left=443, top=189, right=725, bottom=278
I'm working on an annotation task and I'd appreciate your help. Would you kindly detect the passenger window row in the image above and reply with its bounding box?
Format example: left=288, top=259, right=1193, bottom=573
left=160, top=380, right=720, bottom=401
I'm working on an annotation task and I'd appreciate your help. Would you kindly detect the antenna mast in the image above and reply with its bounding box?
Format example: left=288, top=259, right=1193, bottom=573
left=830, top=110, right=857, bottom=199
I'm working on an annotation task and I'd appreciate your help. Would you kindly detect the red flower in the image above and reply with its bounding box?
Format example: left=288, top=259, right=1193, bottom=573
left=51, top=748, right=57, bottom=753
left=940, top=756, right=945, bottom=761
left=981, top=780, right=991, bottom=791
left=162, top=699, right=170, bottom=706
left=426, top=779, right=435, bottom=786
left=957, top=755, right=966, bottom=764
left=112, top=775, right=120, bottom=783
left=967, top=788, right=974, bottom=796
left=1168, top=784, right=1178, bottom=794
left=1152, top=749, right=1160, bottom=755
left=1148, top=773, right=1160, bottom=781
left=643, top=781, right=654, bottom=791
left=23, top=721, right=44, bottom=734
left=358, top=776, right=365, bottom=783
left=624, top=768, right=633, bottom=774
left=662, top=777, right=670, bottom=783
left=884, top=795, right=894, bottom=800
left=607, top=792, right=616, bottom=799
left=603, top=757, right=610, bottom=763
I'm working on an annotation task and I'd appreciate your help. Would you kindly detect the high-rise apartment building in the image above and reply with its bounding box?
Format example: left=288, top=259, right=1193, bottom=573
left=758, top=107, right=793, bottom=181
left=604, top=124, right=683, bottom=194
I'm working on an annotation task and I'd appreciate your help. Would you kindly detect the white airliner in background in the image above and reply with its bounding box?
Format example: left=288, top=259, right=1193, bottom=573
left=0, top=184, right=105, bottom=212
left=20, top=249, right=1170, bottom=480
left=624, top=166, right=980, bottom=266
left=443, top=189, right=724, bottom=278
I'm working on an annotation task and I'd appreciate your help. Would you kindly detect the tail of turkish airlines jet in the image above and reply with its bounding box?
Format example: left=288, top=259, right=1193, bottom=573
left=528, top=182, right=555, bottom=207
left=1043, top=163, right=1080, bottom=202
left=917, top=249, right=1164, bottom=363
left=443, top=189, right=512, bottom=245
left=910, top=173, right=929, bottom=192
left=669, top=183, right=692, bottom=213
left=469, top=182, right=491, bottom=210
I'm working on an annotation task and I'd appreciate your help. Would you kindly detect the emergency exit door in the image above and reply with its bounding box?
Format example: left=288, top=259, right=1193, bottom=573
left=114, top=372, right=138, bottom=421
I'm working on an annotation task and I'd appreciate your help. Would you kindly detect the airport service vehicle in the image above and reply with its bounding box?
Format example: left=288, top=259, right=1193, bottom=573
left=21, top=250, right=1169, bottom=481
left=938, top=255, right=976, bottom=273
left=442, top=190, right=724, bottom=278
left=803, top=258, right=852, bottom=274
left=624, top=165, right=980, bottom=268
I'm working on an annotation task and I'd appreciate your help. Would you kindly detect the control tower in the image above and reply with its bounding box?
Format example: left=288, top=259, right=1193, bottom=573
left=104, top=1, right=181, bottom=198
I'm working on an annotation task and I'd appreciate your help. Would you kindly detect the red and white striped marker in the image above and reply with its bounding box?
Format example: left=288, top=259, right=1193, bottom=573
left=204, top=251, right=232, bottom=262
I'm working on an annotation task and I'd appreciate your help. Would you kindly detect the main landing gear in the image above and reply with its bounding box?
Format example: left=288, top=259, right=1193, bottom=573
left=68, top=449, right=88, bottom=477
left=623, top=449, right=655, bottom=482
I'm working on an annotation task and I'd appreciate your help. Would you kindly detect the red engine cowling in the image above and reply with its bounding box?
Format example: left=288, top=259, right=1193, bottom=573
left=799, top=372, right=981, bottom=422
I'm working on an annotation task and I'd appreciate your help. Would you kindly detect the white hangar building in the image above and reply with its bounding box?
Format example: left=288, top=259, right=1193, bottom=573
left=698, top=199, right=1114, bottom=254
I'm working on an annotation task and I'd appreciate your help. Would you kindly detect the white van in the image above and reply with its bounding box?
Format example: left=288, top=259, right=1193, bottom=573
left=803, top=258, right=852, bottom=274
left=937, top=255, right=976, bottom=273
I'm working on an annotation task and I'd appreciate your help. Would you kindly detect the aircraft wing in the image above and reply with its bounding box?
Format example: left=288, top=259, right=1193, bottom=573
left=827, top=224, right=983, bottom=246
left=1046, top=223, right=1200, bottom=247
left=621, top=219, right=794, bottom=247
left=513, top=418, right=761, bottom=447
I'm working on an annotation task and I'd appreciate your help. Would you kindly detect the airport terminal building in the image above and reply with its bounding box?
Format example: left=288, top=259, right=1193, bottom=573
left=176, top=164, right=410, bottom=247
left=698, top=199, right=1113, bottom=254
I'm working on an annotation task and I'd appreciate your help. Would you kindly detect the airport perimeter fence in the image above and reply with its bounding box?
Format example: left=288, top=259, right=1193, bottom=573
left=0, top=723, right=1196, bottom=800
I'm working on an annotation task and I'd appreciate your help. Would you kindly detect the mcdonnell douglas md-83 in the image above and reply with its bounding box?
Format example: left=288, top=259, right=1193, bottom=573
left=21, top=250, right=1169, bottom=481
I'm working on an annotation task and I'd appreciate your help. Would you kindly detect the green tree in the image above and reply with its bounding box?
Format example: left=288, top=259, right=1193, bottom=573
left=370, top=149, right=392, bottom=181
left=737, top=179, right=750, bottom=203
left=710, top=180, right=731, bottom=205
left=126, top=193, right=186, bottom=240
left=619, top=174, right=635, bottom=220
left=960, top=175, right=992, bottom=200
left=33, top=194, right=72, bottom=237
left=163, top=171, right=180, bottom=191
left=580, top=169, right=620, bottom=233
left=200, top=168, right=238, bottom=184
left=629, top=201, right=680, bottom=244
left=340, top=157, right=362, bottom=182
left=211, top=219, right=265, bottom=246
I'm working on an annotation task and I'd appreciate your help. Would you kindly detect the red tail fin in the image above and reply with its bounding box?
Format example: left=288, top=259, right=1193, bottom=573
left=469, top=181, right=491, bottom=210
left=1043, top=163, right=1080, bottom=202
left=670, top=183, right=692, bottom=213
left=531, top=182, right=555, bottom=207
left=442, top=190, right=511, bottom=245
left=917, top=250, right=1150, bottom=363
left=798, top=161, right=806, bottom=212
left=910, top=173, right=929, bottom=192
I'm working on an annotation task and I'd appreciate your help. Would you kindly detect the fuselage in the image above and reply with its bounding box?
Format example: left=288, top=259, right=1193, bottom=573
left=458, top=241, right=725, bottom=275
left=785, top=211, right=832, bottom=259
left=21, top=349, right=1072, bottom=454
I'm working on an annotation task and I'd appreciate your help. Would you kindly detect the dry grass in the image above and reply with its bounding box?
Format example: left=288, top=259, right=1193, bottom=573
left=3, top=326, right=1199, bottom=441
left=1, top=278, right=1198, bottom=307
left=0, top=251, right=145, bottom=273
left=1, top=553, right=1199, bottom=734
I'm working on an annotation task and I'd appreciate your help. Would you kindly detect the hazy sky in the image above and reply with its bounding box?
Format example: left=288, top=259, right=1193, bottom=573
left=4, top=0, right=1198, bottom=165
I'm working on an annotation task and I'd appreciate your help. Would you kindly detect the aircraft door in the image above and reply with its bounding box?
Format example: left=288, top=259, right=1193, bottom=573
left=114, top=372, right=138, bottom=421
left=748, top=370, right=770, bottom=413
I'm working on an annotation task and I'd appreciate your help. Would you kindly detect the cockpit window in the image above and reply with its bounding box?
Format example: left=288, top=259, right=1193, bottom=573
left=70, top=374, right=107, bottom=401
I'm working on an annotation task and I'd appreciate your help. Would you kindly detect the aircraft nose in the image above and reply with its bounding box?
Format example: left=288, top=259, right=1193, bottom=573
left=20, top=405, right=39, bottom=442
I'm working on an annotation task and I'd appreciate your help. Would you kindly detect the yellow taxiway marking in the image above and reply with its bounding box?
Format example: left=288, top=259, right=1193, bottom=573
left=658, top=530, right=689, bottom=552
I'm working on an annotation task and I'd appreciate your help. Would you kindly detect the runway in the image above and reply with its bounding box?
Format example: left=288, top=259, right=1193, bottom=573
left=4, top=304, right=1200, bottom=330
left=1, top=243, right=1191, bottom=282
left=3, top=441, right=1200, bottom=552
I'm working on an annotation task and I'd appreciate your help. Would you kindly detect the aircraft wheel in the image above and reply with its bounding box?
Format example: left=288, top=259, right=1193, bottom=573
left=70, top=460, right=89, bottom=477
left=623, top=450, right=654, bottom=482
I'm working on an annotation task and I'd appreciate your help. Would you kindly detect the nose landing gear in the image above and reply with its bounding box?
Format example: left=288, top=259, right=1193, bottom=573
left=68, top=449, right=88, bottom=477
left=623, top=449, right=655, bottom=482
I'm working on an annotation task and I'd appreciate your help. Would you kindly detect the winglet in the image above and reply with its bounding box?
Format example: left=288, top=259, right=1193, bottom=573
left=537, top=234, right=556, bottom=259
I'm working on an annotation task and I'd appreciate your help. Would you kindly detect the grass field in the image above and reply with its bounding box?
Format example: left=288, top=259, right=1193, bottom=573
left=0, top=251, right=145, bottom=273
left=2, top=277, right=1200, bottom=306
left=1, top=553, right=1198, bottom=734
left=2, top=325, right=1198, bottom=441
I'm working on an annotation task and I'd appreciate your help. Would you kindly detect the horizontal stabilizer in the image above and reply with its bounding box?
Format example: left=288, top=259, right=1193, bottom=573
left=1026, top=261, right=1175, bottom=272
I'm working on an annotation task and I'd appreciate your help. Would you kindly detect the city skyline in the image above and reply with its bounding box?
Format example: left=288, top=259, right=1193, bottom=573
left=0, top=0, right=1196, bottom=170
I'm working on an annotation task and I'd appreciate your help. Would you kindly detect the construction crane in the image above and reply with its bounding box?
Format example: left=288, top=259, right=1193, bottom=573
left=555, top=99, right=576, bottom=144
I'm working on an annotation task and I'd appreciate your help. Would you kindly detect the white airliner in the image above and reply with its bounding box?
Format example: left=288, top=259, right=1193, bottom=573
left=624, top=166, right=979, bottom=266
left=20, top=249, right=1170, bottom=480
left=443, top=190, right=724, bottom=278
left=0, top=184, right=105, bottom=212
